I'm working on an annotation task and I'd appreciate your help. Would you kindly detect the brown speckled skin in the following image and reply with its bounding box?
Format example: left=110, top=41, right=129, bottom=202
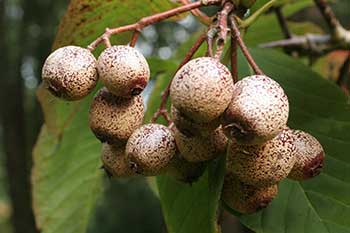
left=227, top=128, right=297, bottom=187
left=89, top=87, right=144, bottom=145
left=170, top=105, right=220, bottom=137
left=288, top=130, right=325, bottom=180
left=97, top=45, right=150, bottom=97
left=101, top=144, right=137, bottom=177
left=222, top=75, right=289, bottom=145
left=165, top=153, right=207, bottom=183
left=222, top=172, right=278, bottom=214
left=126, top=124, right=176, bottom=176
left=174, top=126, right=228, bottom=162
left=42, top=46, right=98, bottom=101
left=170, top=57, right=234, bottom=123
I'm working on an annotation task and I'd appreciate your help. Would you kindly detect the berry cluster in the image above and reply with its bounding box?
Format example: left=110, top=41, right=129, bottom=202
left=41, top=0, right=325, bottom=215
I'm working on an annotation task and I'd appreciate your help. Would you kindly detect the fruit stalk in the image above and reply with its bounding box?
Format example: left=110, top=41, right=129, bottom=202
left=230, top=33, right=238, bottom=83
left=151, top=32, right=207, bottom=123
left=179, top=0, right=212, bottom=25
left=230, top=15, right=264, bottom=75
left=87, top=0, right=222, bottom=51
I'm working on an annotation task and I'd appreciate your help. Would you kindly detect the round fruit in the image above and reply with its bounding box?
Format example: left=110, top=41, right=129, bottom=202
left=227, top=128, right=296, bottom=187
left=222, top=172, right=278, bottom=214
left=42, top=45, right=98, bottom=100
left=101, top=143, right=136, bottom=178
left=170, top=57, right=234, bottom=123
left=288, top=130, right=325, bottom=180
left=126, top=124, right=176, bottom=175
left=97, top=45, right=150, bottom=97
left=222, top=75, right=289, bottom=145
left=165, top=154, right=207, bottom=183
left=174, top=126, right=228, bottom=162
left=89, top=87, right=144, bottom=144
left=170, top=105, right=220, bottom=137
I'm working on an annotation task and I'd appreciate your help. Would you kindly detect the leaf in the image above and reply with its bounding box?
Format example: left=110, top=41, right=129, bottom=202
left=225, top=48, right=350, bottom=233
left=32, top=1, right=179, bottom=233
left=157, top=156, right=226, bottom=233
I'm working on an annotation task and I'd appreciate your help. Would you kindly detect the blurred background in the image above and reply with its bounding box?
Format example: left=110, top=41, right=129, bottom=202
left=0, top=0, right=349, bottom=233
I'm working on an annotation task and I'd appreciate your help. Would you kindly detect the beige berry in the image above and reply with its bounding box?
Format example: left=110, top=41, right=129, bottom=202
left=174, top=126, right=228, bottom=162
left=97, top=45, right=150, bottom=97
left=42, top=46, right=98, bottom=100
left=222, top=75, right=289, bottom=145
left=126, top=124, right=176, bottom=175
left=227, top=128, right=296, bottom=187
left=89, top=87, right=144, bottom=144
left=288, top=130, right=325, bottom=180
left=101, top=143, right=136, bottom=178
left=170, top=105, right=220, bottom=137
left=170, top=57, right=234, bottom=123
left=222, top=172, right=278, bottom=214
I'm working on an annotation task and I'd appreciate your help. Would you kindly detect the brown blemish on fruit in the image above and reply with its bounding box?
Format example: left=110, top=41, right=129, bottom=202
left=303, top=151, right=324, bottom=178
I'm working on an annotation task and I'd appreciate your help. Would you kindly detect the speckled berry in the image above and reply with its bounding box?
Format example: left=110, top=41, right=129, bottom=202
left=101, top=143, right=137, bottom=178
left=170, top=105, right=220, bottom=137
left=288, top=130, right=325, bottom=180
left=222, top=75, right=289, bottom=145
left=42, top=45, right=98, bottom=100
left=174, top=126, right=228, bottom=162
left=97, top=45, right=150, bottom=97
left=170, top=57, right=234, bottom=123
left=126, top=124, right=176, bottom=175
left=165, top=154, right=207, bottom=183
left=227, top=128, right=297, bottom=187
left=222, top=172, right=278, bottom=214
left=89, top=87, right=144, bottom=144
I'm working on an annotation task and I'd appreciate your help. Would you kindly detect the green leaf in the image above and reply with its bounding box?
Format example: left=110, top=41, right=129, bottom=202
left=32, top=1, right=179, bottom=233
left=157, top=155, right=226, bottom=233
left=226, top=48, right=350, bottom=233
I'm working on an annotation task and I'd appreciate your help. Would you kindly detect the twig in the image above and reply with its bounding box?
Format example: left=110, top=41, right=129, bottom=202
left=239, top=0, right=278, bottom=29
left=313, top=0, right=350, bottom=46
left=214, top=1, right=234, bottom=59
left=179, top=0, right=212, bottom=25
left=151, top=32, right=207, bottom=123
left=87, top=0, right=221, bottom=50
left=230, top=15, right=264, bottom=75
left=129, top=30, right=141, bottom=47
left=230, top=34, right=238, bottom=83
left=274, top=7, right=292, bottom=39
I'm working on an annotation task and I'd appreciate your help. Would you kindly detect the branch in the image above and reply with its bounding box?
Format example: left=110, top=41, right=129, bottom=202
left=337, top=52, right=350, bottom=96
left=179, top=0, right=212, bottom=25
left=258, top=34, right=348, bottom=56
left=151, top=32, right=207, bottom=123
left=87, top=0, right=222, bottom=50
left=230, top=15, right=264, bottom=75
left=313, top=0, right=350, bottom=47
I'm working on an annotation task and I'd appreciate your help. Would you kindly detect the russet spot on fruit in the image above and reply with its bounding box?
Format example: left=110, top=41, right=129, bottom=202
left=42, top=45, right=98, bottom=100
left=170, top=57, right=234, bottom=123
left=97, top=45, right=150, bottom=97
left=222, top=172, right=278, bottom=214
left=126, top=123, right=176, bottom=176
left=288, top=130, right=325, bottom=180
left=89, top=87, right=144, bottom=145
left=227, top=128, right=297, bottom=187
left=222, top=75, right=289, bottom=145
